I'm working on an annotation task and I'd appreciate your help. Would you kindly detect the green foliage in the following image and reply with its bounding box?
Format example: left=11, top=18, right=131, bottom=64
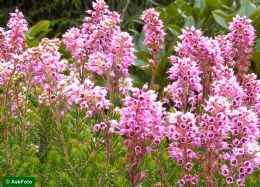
left=26, top=20, right=51, bottom=47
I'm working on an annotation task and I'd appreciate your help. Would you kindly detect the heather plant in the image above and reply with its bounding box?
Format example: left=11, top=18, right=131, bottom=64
left=141, top=8, right=166, bottom=87
left=116, top=84, right=166, bottom=186
left=0, top=0, right=260, bottom=187
left=163, top=14, right=260, bottom=186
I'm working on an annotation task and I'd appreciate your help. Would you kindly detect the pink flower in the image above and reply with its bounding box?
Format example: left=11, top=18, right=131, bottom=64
left=221, top=164, right=230, bottom=176
left=242, top=73, right=260, bottom=115
left=228, top=15, right=255, bottom=72
left=63, top=0, right=134, bottom=78
left=0, top=9, right=28, bottom=85
left=167, top=111, right=199, bottom=183
left=141, top=8, right=165, bottom=54
left=211, top=68, right=245, bottom=107
left=175, top=27, right=224, bottom=75
left=165, top=57, right=202, bottom=109
left=63, top=78, right=111, bottom=115
left=0, top=9, right=28, bottom=58
left=118, top=85, right=165, bottom=143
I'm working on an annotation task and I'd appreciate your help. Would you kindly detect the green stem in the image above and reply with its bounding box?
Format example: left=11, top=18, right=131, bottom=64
left=53, top=104, right=80, bottom=179
left=153, top=151, right=169, bottom=187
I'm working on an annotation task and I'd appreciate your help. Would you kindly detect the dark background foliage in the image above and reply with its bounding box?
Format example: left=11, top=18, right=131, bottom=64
left=0, top=0, right=174, bottom=37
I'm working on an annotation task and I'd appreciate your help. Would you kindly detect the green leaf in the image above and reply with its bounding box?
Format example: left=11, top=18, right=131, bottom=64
left=250, top=8, right=260, bottom=20
left=252, top=50, right=260, bottom=76
left=169, top=107, right=176, bottom=113
left=151, top=84, right=159, bottom=90
left=194, top=0, right=207, bottom=18
left=212, top=9, right=229, bottom=29
left=136, top=51, right=151, bottom=61
left=196, top=16, right=207, bottom=28
left=134, top=51, right=151, bottom=70
left=132, top=19, right=143, bottom=24
left=128, top=29, right=139, bottom=35
left=166, top=4, right=177, bottom=16
left=133, top=32, right=147, bottom=51
left=255, top=38, right=260, bottom=50
left=184, top=16, right=195, bottom=27
left=221, top=5, right=235, bottom=13
left=156, top=46, right=173, bottom=88
left=26, top=39, right=40, bottom=48
left=156, top=7, right=167, bottom=24
left=166, top=24, right=182, bottom=36
left=134, top=59, right=147, bottom=70
left=221, top=0, right=235, bottom=6
left=194, top=0, right=206, bottom=11
left=205, top=0, right=222, bottom=10
left=252, top=50, right=260, bottom=62
left=26, top=20, right=51, bottom=38
left=238, top=0, right=257, bottom=17
left=251, top=8, right=260, bottom=34
left=179, top=3, right=193, bottom=16
left=129, top=71, right=149, bottom=88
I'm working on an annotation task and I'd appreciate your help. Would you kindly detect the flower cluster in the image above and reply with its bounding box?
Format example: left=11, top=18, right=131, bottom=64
left=0, top=9, right=28, bottom=58
left=164, top=12, right=260, bottom=186
left=63, top=0, right=119, bottom=61
left=228, top=15, right=255, bottom=73
left=0, top=54, right=24, bottom=86
left=141, top=8, right=165, bottom=54
left=108, top=32, right=135, bottom=77
left=118, top=84, right=165, bottom=144
left=164, top=57, right=202, bottom=110
left=200, top=96, right=231, bottom=150
left=63, top=0, right=134, bottom=78
left=0, top=9, right=28, bottom=86
left=141, top=8, right=165, bottom=86
left=221, top=107, right=260, bottom=186
left=211, top=70, right=245, bottom=107
left=116, top=84, right=165, bottom=186
left=59, top=1, right=136, bottom=138
left=215, top=35, right=234, bottom=66
left=63, top=78, right=110, bottom=118
left=242, top=73, right=260, bottom=115
left=167, top=111, right=199, bottom=186
left=0, top=9, right=28, bottom=117
left=23, top=38, right=67, bottom=90
left=175, top=27, right=223, bottom=75
left=171, top=27, right=227, bottom=104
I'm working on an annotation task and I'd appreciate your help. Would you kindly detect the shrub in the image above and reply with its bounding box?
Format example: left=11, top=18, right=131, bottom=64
left=0, top=0, right=259, bottom=186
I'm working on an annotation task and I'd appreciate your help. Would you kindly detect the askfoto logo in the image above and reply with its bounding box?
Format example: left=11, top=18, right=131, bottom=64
left=3, top=177, right=35, bottom=187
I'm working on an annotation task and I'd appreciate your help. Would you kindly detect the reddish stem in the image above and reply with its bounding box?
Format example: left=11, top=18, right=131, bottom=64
left=3, top=68, right=16, bottom=175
